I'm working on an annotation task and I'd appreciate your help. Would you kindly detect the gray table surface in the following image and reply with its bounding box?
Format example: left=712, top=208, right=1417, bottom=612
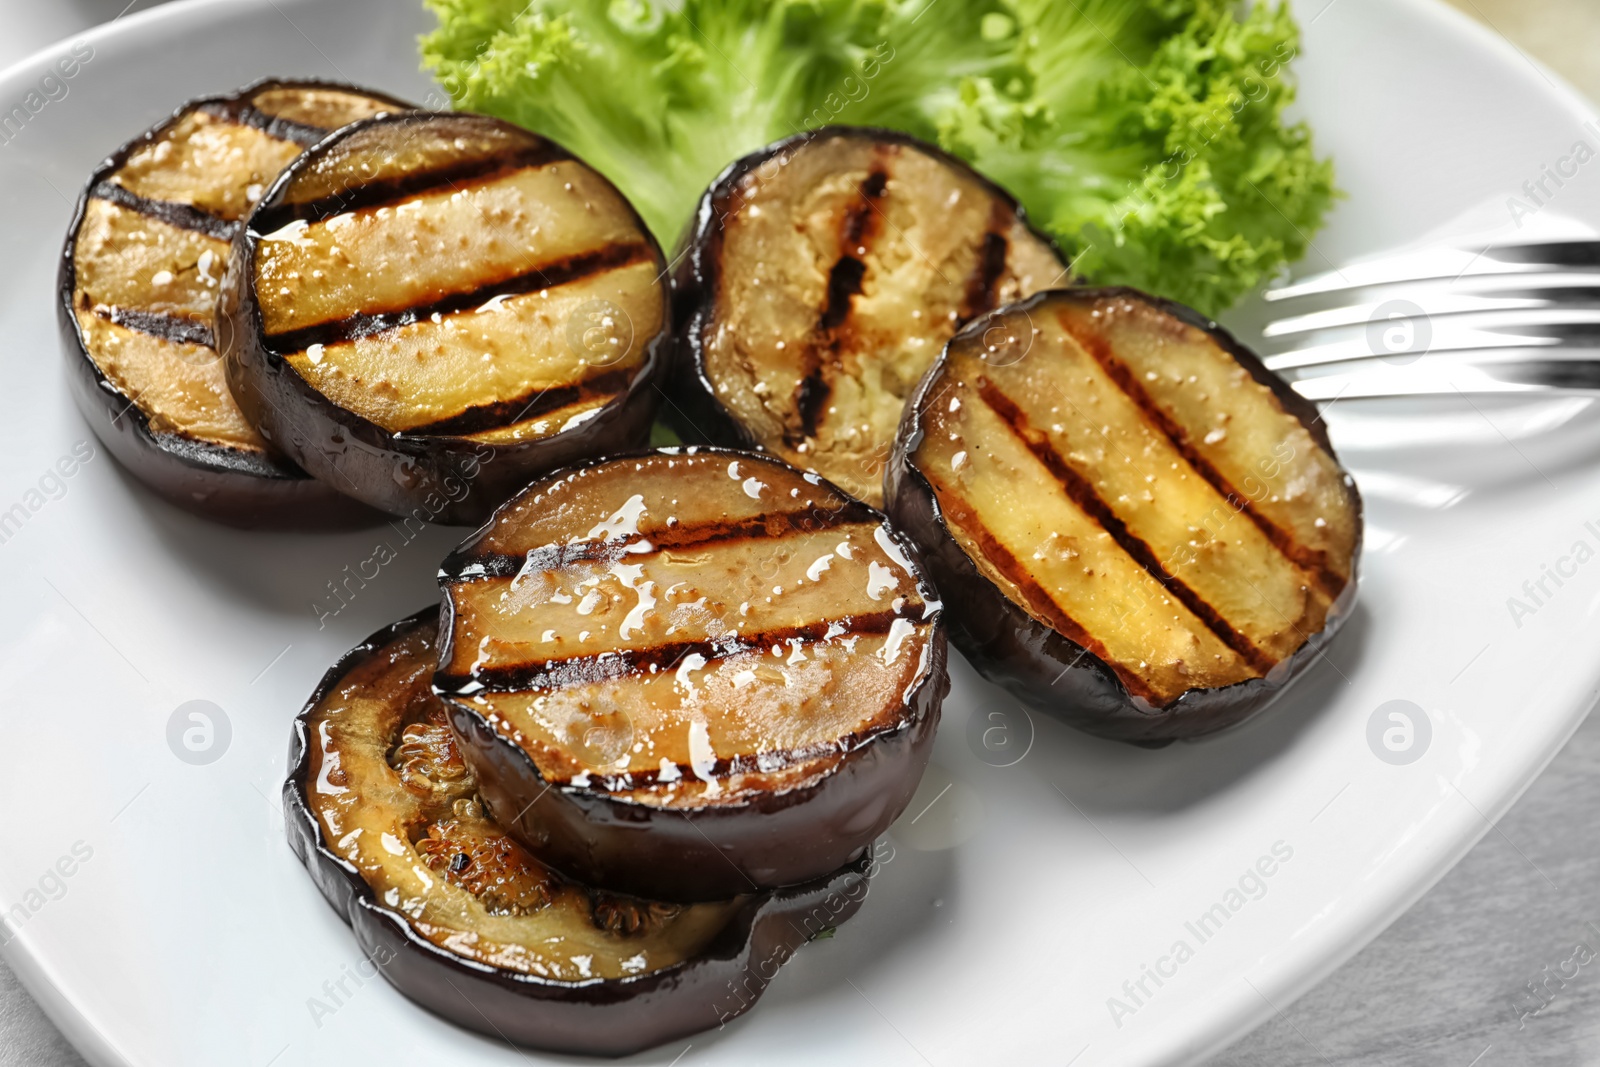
left=3, top=2, right=1597, bottom=1065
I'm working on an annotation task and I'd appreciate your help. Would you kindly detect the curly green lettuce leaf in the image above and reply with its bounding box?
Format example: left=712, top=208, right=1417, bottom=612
left=421, top=0, right=1334, bottom=314
left=422, top=0, right=1014, bottom=247
left=936, top=0, right=1336, bottom=314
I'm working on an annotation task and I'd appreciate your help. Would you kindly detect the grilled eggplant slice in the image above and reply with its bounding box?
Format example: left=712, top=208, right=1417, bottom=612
left=287, top=610, right=873, bottom=1056
left=436, top=448, right=946, bottom=901
left=887, top=288, right=1362, bottom=743
left=59, top=79, right=409, bottom=527
left=672, top=127, right=1065, bottom=507
left=221, top=112, right=670, bottom=526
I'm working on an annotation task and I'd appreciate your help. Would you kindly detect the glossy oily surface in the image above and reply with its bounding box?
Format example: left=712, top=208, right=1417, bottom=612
left=8, top=1, right=1600, bottom=1065
left=70, top=81, right=401, bottom=450
left=221, top=110, right=670, bottom=524
left=675, top=127, right=1064, bottom=506
left=299, top=616, right=738, bottom=977
left=58, top=78, right=406, bottom=526
left=438, top=447, right=945, bottom=899
left=288, top=611, right=873, bottom=1055
left=894, top=287, right=1359, bottom=729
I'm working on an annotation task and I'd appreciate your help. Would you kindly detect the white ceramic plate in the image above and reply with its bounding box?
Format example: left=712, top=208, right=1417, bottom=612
left=3, top=1, right=1599, bottom=1064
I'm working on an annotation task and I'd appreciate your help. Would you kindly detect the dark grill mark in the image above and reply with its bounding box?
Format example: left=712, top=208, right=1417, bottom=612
left=405, top=367, right=635, bottom=437
left=94, top=305, right=215, bottom=349
left=959, top=209, right=1011, bottom=320
left=977, top=380, right=1273, bottom=675
left=195, top=99, right=331, bottom=149
left=250, top=143, right=574, bottom=232
left=435, top=609, right=916, bottom=696
left=548, top=721, right=899, bottom=793
left=793, top=372, right=833, bottom=442
left=1058, top=314, right=1345, bottom=599
left=89, top=181, right=238, bottom=241
left=924, top=474, right=1159, bottom=704
left=788, top=164, right=890, bottom=444
left=845, top=170, right=888, bottom=242
left=263, top=241, right=654, bottom=354
left=818, top=255, right=868, bottom=332
left=440, top=503, right=880, bottom=581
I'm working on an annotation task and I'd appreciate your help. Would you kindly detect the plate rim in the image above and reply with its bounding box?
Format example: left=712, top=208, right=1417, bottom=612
left=1, top=0, right=1597, bottom=1064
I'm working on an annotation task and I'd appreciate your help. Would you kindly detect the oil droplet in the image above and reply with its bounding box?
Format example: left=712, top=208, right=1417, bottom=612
left=866, top=561, right=898, bottom=600
left=688, top=720, right=719, bottom=795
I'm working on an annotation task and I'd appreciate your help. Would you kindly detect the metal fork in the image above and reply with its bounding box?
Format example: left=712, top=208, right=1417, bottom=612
left=1249, top=239, right=1600, bottom=400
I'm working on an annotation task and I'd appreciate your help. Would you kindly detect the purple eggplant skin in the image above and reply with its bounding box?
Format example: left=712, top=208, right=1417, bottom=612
left=58, top=339, right=376, bottom=528
left=884, top=287, right=1364, bottom=746
left=435, top=446, right=949, bottom=903
left=284, top=609, right=878, bottom=1057
left=665, top=124, right=1067, bottom=454
left=56, top=80, right=406, bottom=529
left=443, top=656, right=941, bottom=903
left=219, top=113, right=672, bottom=527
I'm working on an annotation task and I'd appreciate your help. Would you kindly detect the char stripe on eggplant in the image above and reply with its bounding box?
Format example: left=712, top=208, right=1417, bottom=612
left=975, top=380, right=1276, bottom=674
left=87, top=86, right=407, bottom=236
left=887, top=287, right=1361, bottom=740
left=958, top=204, right=1014, bottom=320
left=794, top=162, right=889, bottom=445
left=435, top=447, right=946, bottom=901
left=222, top=111, right=671, bottom=523
left=193, top=98, right=337, bottom=148
left=919, top=478, right=1158, bottom=700
left=261, top=240, right=655, bottom=354
left=674, top=127, right=1068, bottom=507
left=404, top=365, right=638, bottom=437
left=435, top=606, right=914, bottom=696
left=1057, top=315, right=1345, bottom=597
left=87, top=180, right=238, bottom=241
left=59, top=79, right=412, bottom=528
left=818, top=165, right=888, bottom=331
left=95, top=305, right=215, bottom=349
left=440, top=501, right=878, bottom=580
left=440, top=506, right=919, bottom=689
left=250, top=142, right=575, bottom=231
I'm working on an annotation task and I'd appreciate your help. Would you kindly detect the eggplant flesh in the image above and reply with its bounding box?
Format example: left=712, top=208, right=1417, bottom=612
left=436, top=447, right=946, bottom=900
left=676, top=127, right=1064, bottom=506
left=287, top=610, right=873, bottom=1056
left=59, top=79, right=407, bottom=527
left=887, top=288, right=1361, bottom=742
left=222, top=112, right=670, bottom=525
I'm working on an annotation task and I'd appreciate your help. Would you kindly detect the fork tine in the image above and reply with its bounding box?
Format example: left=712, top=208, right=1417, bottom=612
left=1481, top=240, right=1600, bottom=268
left=1261, top=276, right=1600, bottom=335
left=1265, top=239, right=1600, bottom=303
left=1259, top=240, right=1600, bottom=397
left=1258, top=309, right=1600, bottom=366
